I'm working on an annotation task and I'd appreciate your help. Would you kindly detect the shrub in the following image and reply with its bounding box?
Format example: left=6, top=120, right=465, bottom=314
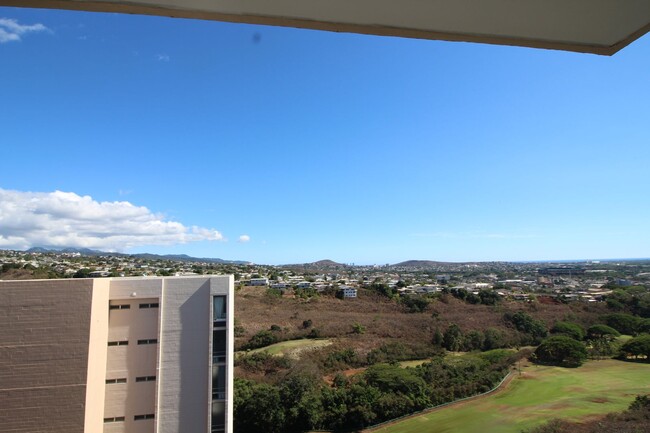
left=237, top=351, right=292, bottom=373
left=351, top=322, right=366, bottom=334
left=243, top=330, right=279, bottom=350
left=324, top=348, right=360, bottom=370
left=307, top=328, right=322, bottom=339
left=628, top=394, right=650, bottom=411
left=266, top=288, right=282, bottom=299
left=401, top=296, right=429, bottom=313
left=234, top=325, right=246, bottom=337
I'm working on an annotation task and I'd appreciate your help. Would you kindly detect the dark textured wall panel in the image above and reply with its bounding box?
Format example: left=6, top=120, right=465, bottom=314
left=0, top=279, right=93, bottom=433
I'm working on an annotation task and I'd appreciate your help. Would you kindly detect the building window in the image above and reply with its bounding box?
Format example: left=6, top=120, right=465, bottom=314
left=109, top=304, right=130, bottom=310
left=137, top=339, right=158, bottom=345
left=211, top=401, right=225, bottom=433
left=212, top=329, right=226, bottom=363
left=135, top=376, right=156, bottom=382
left=212, top=364, right=226, bottom=400
left=139, top=303, right=159, bottom=309
left=105, top=378, right=127, bottom=384
left=104, top=417, right=125, bottom=423
left=108, top=340, right=128, bottom=346
left=213, top=296, right=226, bottom=322
left=134, top=414, right=155, bottom=421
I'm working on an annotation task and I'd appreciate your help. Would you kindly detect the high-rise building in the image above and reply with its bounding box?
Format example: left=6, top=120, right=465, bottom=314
left=0, top=275, right=234, bottom=433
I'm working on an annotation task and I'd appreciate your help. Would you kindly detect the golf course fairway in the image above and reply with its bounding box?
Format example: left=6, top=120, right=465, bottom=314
left=371, top=359, right=650, bottom=433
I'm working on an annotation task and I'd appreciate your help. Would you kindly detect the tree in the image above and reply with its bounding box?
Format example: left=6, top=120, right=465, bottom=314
left=586, top=324, right=620, bottom=340
left=342, top=383, right=380, bottom=428
left=463, top=330, right=485, bottom=351
left=551, top=321, right=585, bottom=341
left=505, top=311, right=548, bottom=344
left=431, top=328, right=444, bottom=347
left=234, top=380, right=285, bottom=433
left=604, top=313, right=641, bottom=335
left=443, top=324, right=463, bottom=352
left=605, top=286, right=650, bottom=317
left=364, top=364, right=428, bottom=398
left=370, top=281, right=396, bottom=298
left=586, top=325, right=621, bottom=359
left=478, top=290, right=500, bottom=305
left=619, top=334, right=650, bottom=361
left=533, top=336, right=587, bottom=367
left=483, top=327, right=506, bottom=350
left=73, top=268, right=93, bottom=278
left=280, top=373, right=324, bottom=432
left=638, top=319, right=650, bottom=334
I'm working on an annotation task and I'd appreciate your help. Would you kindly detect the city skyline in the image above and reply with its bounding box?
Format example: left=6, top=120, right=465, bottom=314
left=1, top=6, right=649, bottom=265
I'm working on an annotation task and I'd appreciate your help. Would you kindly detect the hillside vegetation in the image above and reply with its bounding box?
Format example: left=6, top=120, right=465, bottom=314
left=232, top=285, right=650, bottom=432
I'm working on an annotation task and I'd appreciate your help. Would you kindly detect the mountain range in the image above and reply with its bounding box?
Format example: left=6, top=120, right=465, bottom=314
left=25, top=247, right=251, bottom=265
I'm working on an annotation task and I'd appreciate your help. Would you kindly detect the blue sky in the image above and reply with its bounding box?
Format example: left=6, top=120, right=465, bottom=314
left=1, top=7, right=649, bottom=264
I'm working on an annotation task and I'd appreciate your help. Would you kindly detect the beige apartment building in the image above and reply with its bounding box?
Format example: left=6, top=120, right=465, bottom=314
left=0, top=276, right=234, bottom=433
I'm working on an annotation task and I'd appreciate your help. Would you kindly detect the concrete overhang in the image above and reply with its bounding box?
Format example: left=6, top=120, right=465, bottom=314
left=1, top=0, right=649, bottom=55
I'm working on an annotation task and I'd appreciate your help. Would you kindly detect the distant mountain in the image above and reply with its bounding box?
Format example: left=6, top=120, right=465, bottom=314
left=132, top=253, right=250, bottom=265
left=391, top=260, right=452, bottom=267
left=25, top=247, right=250, bottom=265
left=280, top=259, right=349, bottom=270
left=312, top=259, right=345, bottom=266
left=27, top=247, right=115, bottom=256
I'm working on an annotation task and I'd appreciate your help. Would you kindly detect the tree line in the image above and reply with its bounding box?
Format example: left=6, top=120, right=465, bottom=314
left=234, top=349, right=524, bottom=433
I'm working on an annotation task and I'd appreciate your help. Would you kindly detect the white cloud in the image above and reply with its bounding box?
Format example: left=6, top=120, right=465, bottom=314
left=0, top=18, right=49, bottom=43
left=156, top=53, right=170, bottom=62
left=0, top=188, right=224, bottom=251
left=0, top=28, right=20, bottom=43
left=238, top=235, right=251, bottom=243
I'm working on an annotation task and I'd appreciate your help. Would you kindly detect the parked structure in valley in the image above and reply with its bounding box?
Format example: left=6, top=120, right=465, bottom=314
left=0, top=276, right=234, bottom=433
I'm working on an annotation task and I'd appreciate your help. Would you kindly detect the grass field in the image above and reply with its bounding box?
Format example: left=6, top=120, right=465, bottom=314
left=399, top=359, right=430, bottom=368
left=238, top=338, right=332, bottom=358
left=372, top=360, right=650, bottom=433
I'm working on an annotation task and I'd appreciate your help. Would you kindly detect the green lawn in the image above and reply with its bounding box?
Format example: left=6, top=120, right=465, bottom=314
left=372, top=360, right=650, bottom=433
